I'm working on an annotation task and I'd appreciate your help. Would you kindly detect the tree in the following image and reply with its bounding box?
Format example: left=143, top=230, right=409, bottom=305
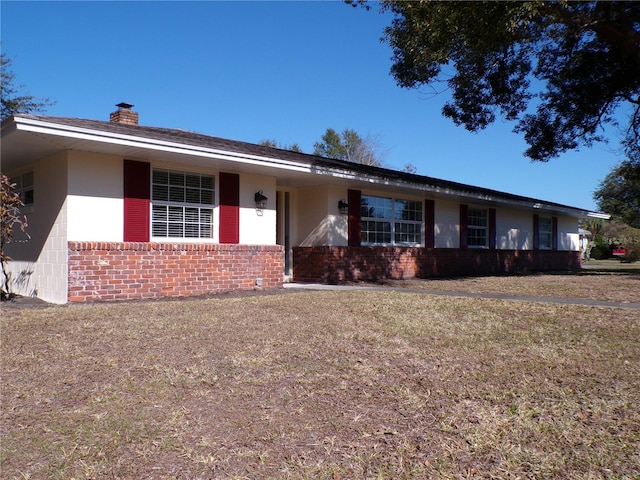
left=1, top=52, right=54, bottom=119
left=1, top=53, right=42, bottom=298
left=1, top=174, right=29, bottom=300
left=313, top=128, right=385, bottom=166
left=356, top=1, right=640, bottom=162
left=403, top=163, right=418, bottom=174
left=259, top=139, right=303, bottom=153
left=594, top=159, right=640, bottom=229
left=602, top=219, right=640, bottom=247
left=603, top=219, right=640, bottom=262
left=580, top=218, right=604, bottom=241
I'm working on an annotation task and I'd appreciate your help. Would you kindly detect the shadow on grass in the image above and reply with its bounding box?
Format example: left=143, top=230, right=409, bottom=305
left=398, top=261, right=640, bottom=283
left=578, top=259, right=640, bottom=276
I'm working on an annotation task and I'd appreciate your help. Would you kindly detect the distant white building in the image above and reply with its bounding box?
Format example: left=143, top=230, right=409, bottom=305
left=579, top=228, right=593, bottom=260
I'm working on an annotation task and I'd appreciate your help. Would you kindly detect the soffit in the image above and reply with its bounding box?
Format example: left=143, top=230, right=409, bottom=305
left=1, top=115, right=605, bottom=219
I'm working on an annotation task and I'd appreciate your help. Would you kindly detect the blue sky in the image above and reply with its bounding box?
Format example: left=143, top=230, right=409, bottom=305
left=1, top=1, right=627, bottom=211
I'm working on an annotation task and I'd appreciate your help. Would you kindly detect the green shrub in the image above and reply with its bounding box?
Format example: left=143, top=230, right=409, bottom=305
left=621, top=245, right=640, bottom=263
left=590, top=237, right=611, bottom=260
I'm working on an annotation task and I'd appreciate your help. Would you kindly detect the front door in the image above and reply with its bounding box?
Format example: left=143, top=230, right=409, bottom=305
left=276, top=191, right=292, bottom=279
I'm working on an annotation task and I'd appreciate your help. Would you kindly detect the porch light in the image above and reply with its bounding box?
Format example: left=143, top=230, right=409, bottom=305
left=338, top=199, right=349, bottom=215
left=255, top=190, right=268, bottom=209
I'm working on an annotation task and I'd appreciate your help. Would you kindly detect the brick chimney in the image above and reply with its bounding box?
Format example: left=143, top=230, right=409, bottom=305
left=110, top=102, right=138, bottom=125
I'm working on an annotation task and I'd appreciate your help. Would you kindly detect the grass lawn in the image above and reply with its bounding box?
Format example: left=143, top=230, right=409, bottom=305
left=2, top=272, right=639, bottom=479
left=391, top=260, right=640, bottom=304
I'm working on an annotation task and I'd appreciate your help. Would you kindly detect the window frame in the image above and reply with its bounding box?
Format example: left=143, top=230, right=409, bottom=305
left=360, top=194, right=423, bottom=246
left=467, top=207, right=488, bottom=249
left=150, top=168, right=216, bottom=241
left=11, top=171, right=34, bottom=206
left=538, top=216, right=553, bottom=250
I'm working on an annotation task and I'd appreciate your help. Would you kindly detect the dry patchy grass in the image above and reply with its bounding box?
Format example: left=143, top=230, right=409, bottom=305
left=2, top=282, right=639, bottom=479
left=393, top=263, right=640, bottom=304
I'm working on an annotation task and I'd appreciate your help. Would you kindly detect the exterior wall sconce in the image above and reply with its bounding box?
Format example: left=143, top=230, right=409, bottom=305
left=255, top=190, right=268, bottom=209
left=338, top=199, right=349, bottom=215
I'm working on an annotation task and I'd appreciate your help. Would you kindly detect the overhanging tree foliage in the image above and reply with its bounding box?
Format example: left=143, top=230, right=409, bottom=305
left=259, top=139, right=303, bottom=153
left=313, top=128, right=385, bottom=166
left=1, top=52, right=53, bottom=120
left=1, top=52, right=46, bottom=298
left=594, top=159, right=640, bottom=228
left=1, top=174, right=29, bottom=299
left=354, top=1, right=639, bottom=162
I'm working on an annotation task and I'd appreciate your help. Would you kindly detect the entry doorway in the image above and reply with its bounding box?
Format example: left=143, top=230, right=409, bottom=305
left=276, top=191, right=292, bottom=280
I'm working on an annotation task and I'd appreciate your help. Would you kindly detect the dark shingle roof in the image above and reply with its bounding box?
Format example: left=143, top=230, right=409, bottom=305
left=17, top=114, right=590, bottom=213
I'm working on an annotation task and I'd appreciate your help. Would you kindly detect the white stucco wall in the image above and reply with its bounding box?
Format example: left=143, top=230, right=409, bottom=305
left=67, top=152, right=123, bottom=241
left=239, top=173, right=276, bottom=245
left=432, top=203, right=580, bottom=251
left=497, top=209, right=532, bottom=250
left=296, top=185, right=330, bottom=246
left=495, top=211, right=579, bottom=251
left=295, top=185, right=348, bottom=247
left=434, top=200, right=460, bottom=248
left=557, top=216, right=579, bottom=251
left=328, top=186, right=349, bottom=247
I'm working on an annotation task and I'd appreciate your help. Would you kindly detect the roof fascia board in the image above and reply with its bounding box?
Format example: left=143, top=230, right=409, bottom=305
left=12, top=116, right=314, bottom=173
left=347, top=171, right=597, bottom=217
left=584, top=212, right=611, bottom=220
left=10, top=116, right=604, bottom=218
left=12, top=117, right=433, bottom=187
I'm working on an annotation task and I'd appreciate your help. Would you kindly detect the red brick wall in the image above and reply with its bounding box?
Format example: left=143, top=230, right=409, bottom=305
left=68, top=242, right=284, bottom=302
left=293, top=246, right=581, bottom=283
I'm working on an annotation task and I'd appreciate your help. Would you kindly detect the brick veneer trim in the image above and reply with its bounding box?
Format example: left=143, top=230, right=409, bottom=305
left=293, top=246, right=581, bottom=283
left=68, top=241, right=284, bottom=302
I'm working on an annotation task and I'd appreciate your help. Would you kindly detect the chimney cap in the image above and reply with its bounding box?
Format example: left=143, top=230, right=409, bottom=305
left=115, top=102, right=134, bottom=110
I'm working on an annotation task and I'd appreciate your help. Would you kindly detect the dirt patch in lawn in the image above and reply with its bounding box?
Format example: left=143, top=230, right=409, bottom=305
left=2, top=279, right=639, bottom=478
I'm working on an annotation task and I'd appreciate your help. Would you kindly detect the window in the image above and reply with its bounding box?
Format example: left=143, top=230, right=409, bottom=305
left=11, top=172, right=34, bottom=205
left=467, top=208, right=488, bottom=248
left=151, top=169, right=215, bottom=238
left=538, top=216, right=552, bottom=250
left=361, top=195, right=422, bottom=245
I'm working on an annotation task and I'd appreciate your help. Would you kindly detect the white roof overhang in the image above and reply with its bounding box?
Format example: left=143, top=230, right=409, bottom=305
left=1, top=116, right=609, bottom=219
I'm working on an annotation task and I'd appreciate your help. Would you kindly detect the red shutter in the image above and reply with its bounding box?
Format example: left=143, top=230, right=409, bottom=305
left=533, top=214, right=540, bottom=250
left=425, top=199, right=435, bottom=248
left=489, top=208, right=496, bottom=250
left=123, top=160, right=150, bottom=242
left=459, top=204, right=468, bottom=249
left=219, top=172, right=239, bottom=244
left=348, top=189, right=361, bottom=247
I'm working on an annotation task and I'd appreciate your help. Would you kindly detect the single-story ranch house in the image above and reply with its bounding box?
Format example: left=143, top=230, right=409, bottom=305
left=2, top=104, right=609, bottom=304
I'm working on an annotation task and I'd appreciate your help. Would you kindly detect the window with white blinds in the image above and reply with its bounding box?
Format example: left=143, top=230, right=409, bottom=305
left=151, top=169, right=215, bottom=238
